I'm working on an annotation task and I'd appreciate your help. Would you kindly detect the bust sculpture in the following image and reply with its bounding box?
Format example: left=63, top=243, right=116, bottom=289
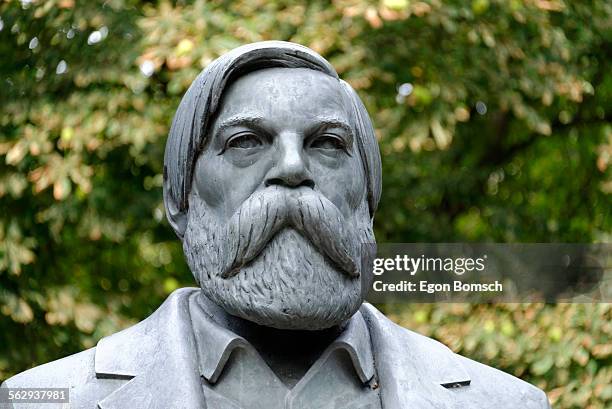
left=2, top=41, right=551, bottom=409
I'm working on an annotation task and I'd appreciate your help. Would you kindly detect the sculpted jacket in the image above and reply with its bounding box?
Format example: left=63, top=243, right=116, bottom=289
left=1, top=288, right=551, bottom=409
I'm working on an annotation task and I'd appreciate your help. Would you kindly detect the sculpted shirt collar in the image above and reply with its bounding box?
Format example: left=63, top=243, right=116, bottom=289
left=191, top=292, right=376, bottom=385
left=94, top=288, right=472, bottom=409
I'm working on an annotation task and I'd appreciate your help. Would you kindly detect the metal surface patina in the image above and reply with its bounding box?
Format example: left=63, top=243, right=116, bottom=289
left=1, top=41, right=550, bottom=409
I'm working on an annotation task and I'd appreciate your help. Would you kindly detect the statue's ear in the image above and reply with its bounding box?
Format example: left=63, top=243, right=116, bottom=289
left=163, top=182, right=188, bottom=240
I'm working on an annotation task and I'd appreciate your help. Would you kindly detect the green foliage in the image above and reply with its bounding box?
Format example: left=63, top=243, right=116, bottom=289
left=0, top=1, right=610, bottom=407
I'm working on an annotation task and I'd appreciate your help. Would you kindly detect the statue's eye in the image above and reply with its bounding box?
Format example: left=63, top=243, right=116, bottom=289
left=310, top=135, right=346, bottom=151
left=227, top=133, right=262, bottom=149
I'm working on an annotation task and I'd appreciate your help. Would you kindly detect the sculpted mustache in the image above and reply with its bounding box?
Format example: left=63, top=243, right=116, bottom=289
left=219, top=186, right=360, bottom=279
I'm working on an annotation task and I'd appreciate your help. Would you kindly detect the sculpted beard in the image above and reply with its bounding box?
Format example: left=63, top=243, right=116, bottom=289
left=183, top=186, right=375, bottom=330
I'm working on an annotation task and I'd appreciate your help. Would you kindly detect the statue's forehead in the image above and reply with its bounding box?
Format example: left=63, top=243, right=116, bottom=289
left=215, top=68, right=350, bottom=122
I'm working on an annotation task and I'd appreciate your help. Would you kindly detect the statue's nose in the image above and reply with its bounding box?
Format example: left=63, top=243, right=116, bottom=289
left=265, top=132, right=315, bottom=189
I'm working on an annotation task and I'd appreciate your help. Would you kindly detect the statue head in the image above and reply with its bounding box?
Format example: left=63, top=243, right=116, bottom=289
left=163, top=41, right=381, bottom=330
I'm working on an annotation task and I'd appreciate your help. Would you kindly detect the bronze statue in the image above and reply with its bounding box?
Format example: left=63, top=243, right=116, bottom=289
left=2, top=41, right=550, bottom=409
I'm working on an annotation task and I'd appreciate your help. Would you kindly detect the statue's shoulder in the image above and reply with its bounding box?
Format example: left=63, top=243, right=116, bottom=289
left=1, top=288, right=197, bottom=409
left=1, top=348, right=125, bottom=409
left=454, top=354, right=551, bottom=408
left=3, top=347, right=96, bottom=389
left=360, top=303, right=551, bottom=409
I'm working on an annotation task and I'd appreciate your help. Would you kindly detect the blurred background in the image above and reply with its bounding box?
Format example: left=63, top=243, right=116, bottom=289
left=0, top=0, right=610, bottom=407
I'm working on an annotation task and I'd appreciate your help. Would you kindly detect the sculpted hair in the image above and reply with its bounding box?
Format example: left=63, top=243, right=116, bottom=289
left=163, top=41, right=382, bottom=238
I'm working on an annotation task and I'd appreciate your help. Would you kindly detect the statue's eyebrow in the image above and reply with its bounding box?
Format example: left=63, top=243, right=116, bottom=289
left=215, top=115, right=265, bottom=133
left=310, top=117, right=355, bottom=143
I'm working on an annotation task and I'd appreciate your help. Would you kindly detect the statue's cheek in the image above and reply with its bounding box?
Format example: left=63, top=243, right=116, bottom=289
left=313, top=160, right=366, bottom=216
left=193, top=152, right=274, bottom=218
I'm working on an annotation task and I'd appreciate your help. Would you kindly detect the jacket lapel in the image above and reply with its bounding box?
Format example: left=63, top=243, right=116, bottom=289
left=94, top=290, right=470, bottom=409
left=95, top=288, right=205, bottom=409
left=360, top=303, right=471, bottom=409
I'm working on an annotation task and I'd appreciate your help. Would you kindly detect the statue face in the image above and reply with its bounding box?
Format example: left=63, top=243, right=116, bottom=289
left=182, top=68, right=375, bottom=330
left=194, top=67, right=367, bottom=220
